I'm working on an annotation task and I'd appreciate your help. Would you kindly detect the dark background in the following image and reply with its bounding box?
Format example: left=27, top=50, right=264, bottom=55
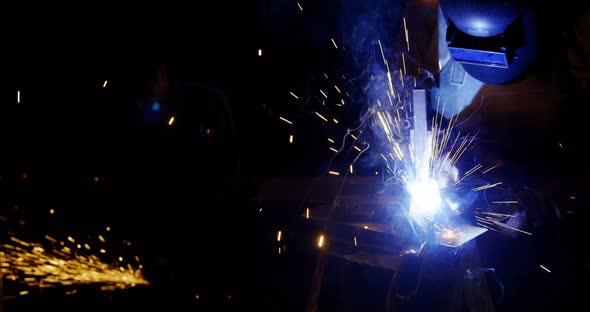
left=0, top=0, right=588, bottom=311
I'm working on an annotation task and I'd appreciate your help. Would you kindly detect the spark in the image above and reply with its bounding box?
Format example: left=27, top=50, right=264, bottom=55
left=84, top=244, right=91, bottom=250
left=402, top=53, right=407, bottom=74
left=2, top=237, right=149, bottom=290
left=306, top=208, right=310, bottom=219
left=363, top=225, right=368, bottom=229
left=279, top=116, right=293, bottom=125
left=98, top=235, right=105, bottom=243
left=353, top=236, right=357, bottom=246
left=354, top=146, right=361, bottom=152
left=539, top=265, right=551, bottom=273
left=438, top=61, right=442, bottom=71
left=278, top=247, right=281, bottom=254
left=50, top=209, right=55, bottom=215
left=349, top=164, right=353, bottom=173
left=19, top=290, right=29, bottom=296
left=334, top=85, right=341, bottom=93
left=491, top=201, right=519, bottom=204
left=477, top=223, right=500, bottom=232
left=436, top=225, right=460, bottom=240
left=77, top=244, right=81, bottom=249
left=569, top=196, right=576, bottom=200
left=341, top=98, right=345, bottom=105
left=100, top=249, right=106, bottom=254
left=331, top=38, right=338, bottom=49
left=403, top=18, right=410, bottom=51
left=297, top=2, right=303, bottom=11
left=44, top=235, right=57, bottom=243
left=277, top=230, right=282, bottom=242
left=456, top=163, right=483, bottom=184
left=67, top=236, right=75, bottom=243
left=106, top=227, right=110, bottom=232
left=333, top=118, right=339, bottom=124
left=168, top=116, right=175, bottom=126
left=481, top=163, right=501, bottom=174
left=17, top=90, right=21, bottom=103
left=317, top=234, right=325, bottom=248
left=329, top=147, right=338, bottom=153
left=289, top=134, right=294, bottom=143
left=491, top=220, right=532, bottom=235
left=319, top=89, right=328, bottom=98
left=328, top=171, right=340, bottom=176
left=472, top=182, right=503, bottom=192
left=258, top=49, right=262, bottom=56
left=476, top=211, right=515, bottom=218
left=377, top=111, right=391, bottom=135
left=323, top=73, right=329, bottom=79
left=464, top=163, right=483, bottom=177
left=315, top=112, right=328, bottom=122
left=289, top=91, right=299, bottom=99
left=103, top=80, right=108, bottom=88
left=328, top=138, right=335, bottom=143
left=350, top=134, right=357, bottom=140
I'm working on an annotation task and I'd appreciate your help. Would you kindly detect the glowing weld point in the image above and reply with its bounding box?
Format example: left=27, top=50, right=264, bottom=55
left=408, top=178, right=442, bottom=223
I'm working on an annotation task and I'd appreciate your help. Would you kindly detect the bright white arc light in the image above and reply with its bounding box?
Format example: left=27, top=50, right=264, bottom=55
left=408, top=178, right=442, bottom=221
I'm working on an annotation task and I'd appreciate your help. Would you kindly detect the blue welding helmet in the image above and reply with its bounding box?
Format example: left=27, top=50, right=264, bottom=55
left=440, top=0, right=538, bottom=85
